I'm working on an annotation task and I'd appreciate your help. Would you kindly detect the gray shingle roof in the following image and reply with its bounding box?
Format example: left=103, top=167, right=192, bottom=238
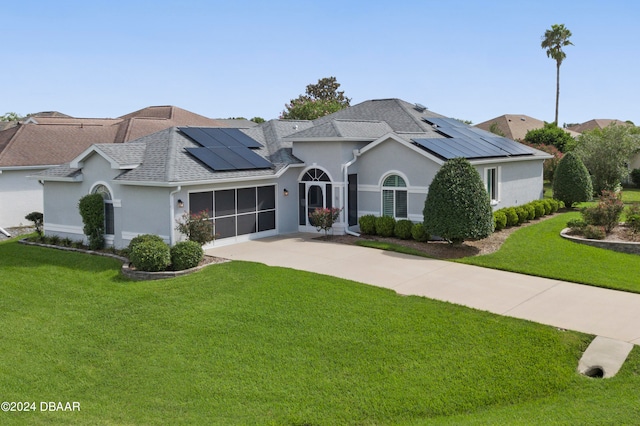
left=286, top=119, right=395, bottom=139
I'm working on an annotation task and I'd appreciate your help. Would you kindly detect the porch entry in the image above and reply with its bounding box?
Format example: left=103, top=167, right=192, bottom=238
left=298, top=168, right=332, bottom=226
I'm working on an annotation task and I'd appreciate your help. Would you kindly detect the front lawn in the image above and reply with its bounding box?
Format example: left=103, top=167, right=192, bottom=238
left=3, top=239, right=639, bottom=425
left=458, top=211, right=640, bottom=293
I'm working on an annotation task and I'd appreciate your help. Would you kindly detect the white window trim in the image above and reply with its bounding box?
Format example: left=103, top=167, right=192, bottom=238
left=381, top=173, right=409, bottom=220
left=484, top=166, right=501, bottom=206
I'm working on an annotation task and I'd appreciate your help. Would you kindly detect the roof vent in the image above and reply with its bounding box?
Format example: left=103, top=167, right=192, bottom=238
left=521, top=117, right=526, bottom=121
left=414, top=103, right=427, bottom=112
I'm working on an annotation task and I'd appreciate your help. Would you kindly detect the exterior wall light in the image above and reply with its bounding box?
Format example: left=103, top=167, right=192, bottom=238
left=283, top=189, right=289, bottom=196
left=177, top=199, right=184, bottom=208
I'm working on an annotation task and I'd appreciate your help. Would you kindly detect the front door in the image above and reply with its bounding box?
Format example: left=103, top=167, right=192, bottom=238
left=299, top=168, right=332, bottom=227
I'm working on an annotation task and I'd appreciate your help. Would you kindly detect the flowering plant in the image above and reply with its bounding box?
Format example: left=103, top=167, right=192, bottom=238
left=309, top=207, right=342, bottom=237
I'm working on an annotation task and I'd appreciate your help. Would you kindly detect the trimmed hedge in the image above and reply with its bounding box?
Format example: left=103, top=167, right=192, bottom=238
left=493, top=211, right=507, bottom=231
left=359, top=215, right=377, bottom=235
left=411, top=223, right=429, bottom=242
left=394, top=220, right=413, bottom=240
left=503, top=208, right=519, bottom=227
left=170, top=241, right=204, bottom=271
left=129, top=239, right=171, bottom=272
left=375, top=216, right=396, bottom=237
left=129, top=234, right=165, bottom=252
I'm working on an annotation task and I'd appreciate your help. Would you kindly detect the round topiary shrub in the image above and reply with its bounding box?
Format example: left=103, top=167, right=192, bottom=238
left=358, top=215, right=377, bottom=235
left=503, top=208, right=519, bottom=227
left=524, top=204, right=536, bottom=221
left=129, top=234, right=165, bottom=252
left=532, top=201, right=545, bottom=219
left=515, top=207, right=528, bottom=224
left=541, top=199, right=552, bottom=215
left=394, top=220, right=413, bottom=240
left=375, top=216, right=396, bottom=237
left=170, top=241, right=204, bottom=271
left=553, top=151, right=593, bottom=207
left=129, top=240, right=171, bottom=272
left=411, top=223, right=429, bottom=242
left=493, top=211, right=507, bottom=231
left=422, top=157, right=493, bottom=243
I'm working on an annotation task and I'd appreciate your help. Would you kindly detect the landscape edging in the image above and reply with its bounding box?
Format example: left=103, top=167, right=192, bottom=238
left=560, top=228, right=640, bottom=255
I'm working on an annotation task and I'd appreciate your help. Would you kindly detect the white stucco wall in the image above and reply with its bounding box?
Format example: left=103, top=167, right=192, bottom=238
left=0, top=168, right=47, bottom=228
left=475, top=159, right=546, bottom=209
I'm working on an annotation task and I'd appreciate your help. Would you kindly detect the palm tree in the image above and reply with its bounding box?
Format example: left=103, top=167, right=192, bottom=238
left=541, top=24, right=573, bottom=125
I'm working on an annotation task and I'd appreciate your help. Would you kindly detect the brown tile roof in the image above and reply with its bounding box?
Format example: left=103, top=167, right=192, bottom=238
left=475, top=114, right=580, bottom=140
left=0, top=106, right=249, bottom=168
left=567, top=119, right=630, bottom=133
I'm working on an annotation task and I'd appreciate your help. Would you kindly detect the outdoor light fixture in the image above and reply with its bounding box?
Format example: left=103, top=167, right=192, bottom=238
left=177, top=199, right=184, bottom=208
left=283, top=189, right=289, bottom=196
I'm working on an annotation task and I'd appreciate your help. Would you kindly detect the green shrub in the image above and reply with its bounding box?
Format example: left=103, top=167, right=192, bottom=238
left=583, top=225, right=606, bottom=240
left=524, top=204, right=536, bottom=221
left=532, top=201, right=545, bottom=219
left=25, top=211, right=44, bottom=237
left=78, top=193, right=105, bottom=250
left=631, top=168, right=640, bottom=188
left=61, top=237, right=73, bottom=247
left=566, top=218, right=586, bottom=231
left=515, top=207, right=528, bottom=224
left=375, top=216, right=396, bottom=237
left=170, top=241, right=204, bottom=271
left=503, top=208, right=519, bottom=227
left=423, top=158, right=493, bottom=244
left=493, top=211, right=507, bottom=231
left=394, top=220, right=413, bottom=240
left=129, top=240, right=171, bottom=272
left=552, top=151, right=593, bottom=207
left=548, top=199, right=560, bottom=213
left=358, top=215, right=377, bottom=235
left=626, top=203, right=640, bottom=233
left=541, top=199, right=553, bottom=215
left=175, top=211, right=215, bottom=245
left=49, top=235, right=60, bottom=246
left=411, top=223, right=429, bottom=242
left=580, top=190, right=624, bottom=233
left=129, top=234, right=165, bottom=252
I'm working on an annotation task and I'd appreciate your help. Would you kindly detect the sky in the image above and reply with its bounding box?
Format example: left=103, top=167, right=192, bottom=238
left=2, top=0, right=639, bottom=126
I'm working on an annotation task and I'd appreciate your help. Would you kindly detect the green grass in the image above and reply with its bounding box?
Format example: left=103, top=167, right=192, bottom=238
left=458, top=212, right=640, bottom=293
left=4, top=239, right=639, bottom=425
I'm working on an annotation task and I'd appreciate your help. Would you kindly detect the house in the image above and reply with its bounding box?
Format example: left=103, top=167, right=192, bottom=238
left=0, top=106, right=254, bottom=229
left=36, top=98, right=551, bottom=249
left=566, top=119, right=629, bottom=134
left=475, top=114, right=580, bottom=141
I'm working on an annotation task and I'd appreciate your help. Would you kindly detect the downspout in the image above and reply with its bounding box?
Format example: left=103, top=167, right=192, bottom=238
left=342, top=149, right=361, bottom=237
left=169, top=186, right=181, bottom=246
left=0, top=227, right=10, bottom=238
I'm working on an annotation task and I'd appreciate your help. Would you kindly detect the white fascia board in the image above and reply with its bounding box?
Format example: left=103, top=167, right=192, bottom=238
left=29, top=175, right=83, bottom=182
left=287, top=137, right=377, bottom=143
left=0, top=164, right=59, bottom=171
left=469, top=155, right=551, bottom=166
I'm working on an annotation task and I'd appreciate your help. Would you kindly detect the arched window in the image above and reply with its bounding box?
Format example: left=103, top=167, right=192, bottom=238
left=92, top=184, right=114, bottom=235
left=382, top=175, right=407, bottom=219
left=302, top=168, right=331, bottom=182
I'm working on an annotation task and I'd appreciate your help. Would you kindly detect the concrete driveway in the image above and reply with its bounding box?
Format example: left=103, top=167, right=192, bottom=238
left=206, top=233, right=640, bottom=346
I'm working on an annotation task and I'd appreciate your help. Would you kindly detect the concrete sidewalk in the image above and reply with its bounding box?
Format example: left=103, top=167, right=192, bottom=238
left=206, top=233, right=640, bottom=346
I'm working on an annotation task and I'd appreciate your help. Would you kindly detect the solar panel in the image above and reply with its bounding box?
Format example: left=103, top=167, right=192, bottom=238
left=179, top=127, right=263, bottom=148
left=181, top=127, right=272, bottom=172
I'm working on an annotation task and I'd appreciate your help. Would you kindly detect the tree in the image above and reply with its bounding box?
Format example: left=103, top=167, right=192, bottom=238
left=541, top=24, right=573, bottom=125
left=552, top=151, right=592, bottom=207
left=488, top=122, right=505, bottom=137
left=250, top=117, right=265, bottom=124
left=1, top=112, right=21, bottom=121
left=524, top=122, right=576, bottom=152
left=573, top=123, right=640, bottom=194
left=423, top=158, right=494, bottom=244
left=281, top=76, right=351, bottom=120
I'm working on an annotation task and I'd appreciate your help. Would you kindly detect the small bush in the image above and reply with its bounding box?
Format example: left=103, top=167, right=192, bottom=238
left=541, top=199, right=552, bottom=215
left=61, top=237, right=73, bottom=247
left=411, top=223, right=429, bottom=242
left=524, top=204, right=536, bottom=221
left=583, top=225, right=606, bottom=240
left=170, top=241, right=204, bottom=271
left=631, top=168, right=640, bottom=188
left=503, top=208, right=519, bottom=227
left=394, top=220, right=414, bottom=240
left=25, top=211, right=44, bottom=237
left=175, top=211, right=215, bottom=245
left=49, top=235, right=60, bottom=245
left=548, top=199, right=560, bottom=213
left=78, top=193, right=105, bottom=250
left=515, top=207, right=528, bottom=224
left=375, top=216, right=396, bottom=237
left=580, top=190, right=624, bottom=233
left=566, top=218, right=586, bottom=231
left=129, top=234, right=165, bottom=252
left=129, top=240, right=171, bottom=272
left=626, top=203, right=640, bottom=233
left=358, top=215, right=377, bottom=235
left=552, top=151, right=593, bottom=207
left=493, top=211, right=507, bottom=231
left=532, top=201, right=545, bottom=219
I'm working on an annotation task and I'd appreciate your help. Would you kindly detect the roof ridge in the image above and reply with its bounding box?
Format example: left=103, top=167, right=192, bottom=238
left=165, top=127, right=177, bottom=182
left=396, top=98, right=431, bottom=131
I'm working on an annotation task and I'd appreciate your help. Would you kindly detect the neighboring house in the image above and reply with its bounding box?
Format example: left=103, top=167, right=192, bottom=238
left=37, top=98, right=551, bottom=249
left=566, top=119, right=628, bottom=134
left=475, top=114, right=580, bottom=141
left=0, top=106, right=253, bottom=229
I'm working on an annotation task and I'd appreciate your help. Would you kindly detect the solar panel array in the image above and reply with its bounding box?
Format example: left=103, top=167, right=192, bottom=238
left=180, top=127, right=273, bottom=171
left=414, top=118, right=537, bottom=160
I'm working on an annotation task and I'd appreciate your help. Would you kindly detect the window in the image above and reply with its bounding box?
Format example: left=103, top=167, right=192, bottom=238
left=486, top=168, right=497, bottom=201
left=382, top=175, right=407, bottom=219
left=92, top=184, right=114, bottom=235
